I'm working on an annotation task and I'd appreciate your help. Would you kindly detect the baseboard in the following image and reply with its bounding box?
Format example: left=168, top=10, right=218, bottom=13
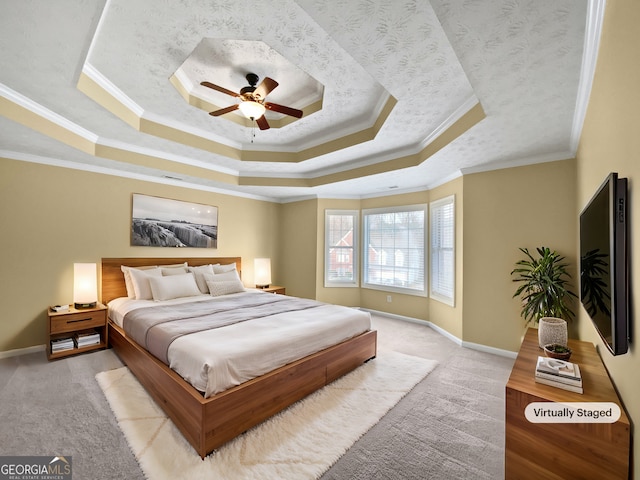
left=0, top=344, right=46, bottom=360
left=362, top=308, right=517, bottom=359
left=362, top=308, right=462, bottom=346
left=461, top=340, right=517, bottom=359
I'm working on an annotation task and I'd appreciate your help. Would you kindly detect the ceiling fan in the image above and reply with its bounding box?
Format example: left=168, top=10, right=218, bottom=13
left=200, top=73, right=303, bottom=130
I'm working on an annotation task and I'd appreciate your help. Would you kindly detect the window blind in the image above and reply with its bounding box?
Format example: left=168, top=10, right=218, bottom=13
left=363, top=205, right=426, bottom=295
left=430, top=196, right=455, bottom=305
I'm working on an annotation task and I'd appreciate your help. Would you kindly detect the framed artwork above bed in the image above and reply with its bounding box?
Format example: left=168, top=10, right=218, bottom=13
left=131, top=194, right=218, bottom=248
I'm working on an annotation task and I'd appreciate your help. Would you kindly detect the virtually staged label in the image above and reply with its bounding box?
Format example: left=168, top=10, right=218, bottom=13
left=525, top=402, right=621, bottom=423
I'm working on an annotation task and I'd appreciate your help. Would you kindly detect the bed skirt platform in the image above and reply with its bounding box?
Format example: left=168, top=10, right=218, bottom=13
left=108, top=321, right=377, bottom=458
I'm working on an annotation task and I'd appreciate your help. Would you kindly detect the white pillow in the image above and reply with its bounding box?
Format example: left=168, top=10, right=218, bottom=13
left=128, top=267, right=163, bottom=300
left=162, top=266, right=189, bottom=275
left=206, top=279, right=245, bottom=297
left=187, top=264, right=216, bottom=293
left=149, top=273, right=202, bottom=301
left=121, top=265, right=158, bottom=298
left=212, top=263, right=237, bottom=274
left=210, top=270, right=241, bottom=282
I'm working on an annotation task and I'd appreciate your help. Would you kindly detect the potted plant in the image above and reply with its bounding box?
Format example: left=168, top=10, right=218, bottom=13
left=511, top=247, right=578, bottom=346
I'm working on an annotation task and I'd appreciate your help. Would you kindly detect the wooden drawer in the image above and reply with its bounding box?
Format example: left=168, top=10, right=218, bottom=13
left=50, top=310, right=106, bottom=334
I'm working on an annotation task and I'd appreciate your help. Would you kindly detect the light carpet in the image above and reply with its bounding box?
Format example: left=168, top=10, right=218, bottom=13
left=96, top=351, right=438, bottom=480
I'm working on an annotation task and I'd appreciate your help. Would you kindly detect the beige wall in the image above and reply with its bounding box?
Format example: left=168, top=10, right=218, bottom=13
left=0, top=158, right=280, bottom=353
left=278, top=198, right=318, bottom=299
left=462, top=160, right=577, bottom=351
left=576, top=0, right=639, bottom=476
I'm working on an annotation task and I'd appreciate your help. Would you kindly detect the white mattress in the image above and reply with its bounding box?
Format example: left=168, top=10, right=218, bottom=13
left=108, top=290, right=371, bottom=397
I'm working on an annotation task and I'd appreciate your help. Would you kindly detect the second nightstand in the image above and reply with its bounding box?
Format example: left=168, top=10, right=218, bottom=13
left=261, top=286, right=286, bottom=295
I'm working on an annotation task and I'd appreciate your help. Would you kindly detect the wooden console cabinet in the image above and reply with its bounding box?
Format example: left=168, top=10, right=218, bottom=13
left=505, top=328, right=630, bottom=479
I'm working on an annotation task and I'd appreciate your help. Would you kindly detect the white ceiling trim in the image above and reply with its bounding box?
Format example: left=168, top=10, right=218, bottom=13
left=417, top=96, right=481, bottom=151
left=96, top=137, right=240, bottom=176
left=570, top=0, right=607, bottom=153
left=0, top=83, right=99, bottom=144
left=81, top=63, right=144, bottom=117
left=0, top=149, right=275, bottom=203
left=82, top=64, right=244, bottom=148
left=460, top=151, right=575, bottom=176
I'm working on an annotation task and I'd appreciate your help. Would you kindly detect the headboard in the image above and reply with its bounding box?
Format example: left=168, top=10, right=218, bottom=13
left=101, top=257, right=242, bottom=304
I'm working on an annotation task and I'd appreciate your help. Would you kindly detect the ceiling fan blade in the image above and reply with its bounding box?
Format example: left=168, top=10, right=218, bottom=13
left=265, top=102, right=303, bottom=118
left=256, top=115, right=270, bottom=130
left=253, top=77, right=279, bottom=100
left=209, top=104, right=239, bottom=116
left=200, top=81, right=239, bottom=98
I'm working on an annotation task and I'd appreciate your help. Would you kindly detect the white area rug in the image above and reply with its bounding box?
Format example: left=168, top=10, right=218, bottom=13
left=96, top=351, right=437, bottom=480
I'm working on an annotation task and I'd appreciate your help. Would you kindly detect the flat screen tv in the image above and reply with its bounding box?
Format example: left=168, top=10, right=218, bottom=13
left=579, top=172, right=629, bottom=355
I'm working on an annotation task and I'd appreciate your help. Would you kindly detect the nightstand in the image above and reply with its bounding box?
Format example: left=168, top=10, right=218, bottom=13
left=47, top=303, right=108, bottom=360
left=261, top=286, right=286, bottom=295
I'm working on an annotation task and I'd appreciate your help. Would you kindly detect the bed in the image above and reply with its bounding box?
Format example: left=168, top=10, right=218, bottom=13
left=101, top=257, right=377, bottom=458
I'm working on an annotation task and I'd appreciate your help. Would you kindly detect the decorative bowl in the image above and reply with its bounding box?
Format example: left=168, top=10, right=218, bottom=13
left=543, top=343, right=572, bottom=360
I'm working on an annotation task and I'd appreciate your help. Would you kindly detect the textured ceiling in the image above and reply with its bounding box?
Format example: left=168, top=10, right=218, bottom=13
left=0, top=0, right=599, bottom=202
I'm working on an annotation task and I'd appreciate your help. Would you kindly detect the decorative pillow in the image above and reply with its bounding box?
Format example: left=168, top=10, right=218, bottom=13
left=121, top=265, right=158, bottom=298
left=206, top=279, right=245, bottom=297
left=149, top=273, right=201, bottom=301
left=187, top=264, right=216, bottom=293
left=212, top=263, right=237, bottom=274
left=160, top=263, right=189, bottom=268
left=129, top=267, right=163, bottom=300
left=210, top=270, right=241, bottom=282
left=161, top=266, right=189, bottom=276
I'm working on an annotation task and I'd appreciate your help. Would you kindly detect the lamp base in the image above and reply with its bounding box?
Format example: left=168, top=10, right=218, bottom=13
left=256, top=284, right=270, bottom=289
left=74, top=302, right=97, bottom=309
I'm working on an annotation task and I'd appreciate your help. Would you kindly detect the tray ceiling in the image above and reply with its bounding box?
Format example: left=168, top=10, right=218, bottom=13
left=0, top=0, right=597, bottom=202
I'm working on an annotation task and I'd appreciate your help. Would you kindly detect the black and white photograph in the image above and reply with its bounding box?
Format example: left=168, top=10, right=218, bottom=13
left=131, top=194, right=218, bottom=248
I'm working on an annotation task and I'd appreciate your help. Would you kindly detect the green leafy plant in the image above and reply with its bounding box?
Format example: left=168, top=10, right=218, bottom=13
left=511, top=247, right=578, bottom=326
left=580, top=249, right=611, bottom=318
left=544, top=344, right=571, bottom=354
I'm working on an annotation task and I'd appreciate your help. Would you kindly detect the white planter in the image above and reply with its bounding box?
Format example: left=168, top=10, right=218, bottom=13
left=538, top=317, right=568, bottom=348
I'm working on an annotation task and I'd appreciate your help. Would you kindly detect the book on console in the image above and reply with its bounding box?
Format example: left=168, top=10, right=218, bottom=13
left=536, top=356, right=582, bottom=382
left=535, top=375, right=583, bottom=394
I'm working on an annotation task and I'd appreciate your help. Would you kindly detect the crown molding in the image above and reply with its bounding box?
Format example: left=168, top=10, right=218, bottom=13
left=0, top=83, right=99, bottom=143
left=460, top=151, right=575, bottom=176
left=570, top=0, right=607, bottom=153
left=0, top=150, right=276, bottom=202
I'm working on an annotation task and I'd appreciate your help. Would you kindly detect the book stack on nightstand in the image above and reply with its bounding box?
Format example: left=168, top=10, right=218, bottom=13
left=50, top=337, right=74, bottom=354
left=75, top=330, right=101, bottom=348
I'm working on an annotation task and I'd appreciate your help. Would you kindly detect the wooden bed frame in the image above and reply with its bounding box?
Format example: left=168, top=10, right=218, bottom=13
left=101, top=257, right=377, bottom=458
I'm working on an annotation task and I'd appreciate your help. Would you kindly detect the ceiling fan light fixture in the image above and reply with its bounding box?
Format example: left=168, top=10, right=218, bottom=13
left=238, top=100, right=266, bottom=120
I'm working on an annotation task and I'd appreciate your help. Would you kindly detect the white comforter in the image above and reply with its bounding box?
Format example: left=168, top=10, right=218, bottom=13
left=108, top=290, right=371, bottom=397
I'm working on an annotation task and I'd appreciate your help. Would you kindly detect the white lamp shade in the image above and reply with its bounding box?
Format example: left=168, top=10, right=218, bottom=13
left=74, top=263, right=97, bottom=306
left=238, top=101, right=266, bottom=120
left=254, top=258, right=272, bottom=287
